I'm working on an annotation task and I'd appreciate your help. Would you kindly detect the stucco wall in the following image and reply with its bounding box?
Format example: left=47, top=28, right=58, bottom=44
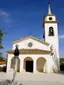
left=7, top=54, right=58, bottom=73
left=12, top=38, right=50, bottom=51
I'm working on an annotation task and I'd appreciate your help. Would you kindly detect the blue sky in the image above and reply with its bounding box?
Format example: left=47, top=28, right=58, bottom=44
left=0, top=0, right=64, bottom=58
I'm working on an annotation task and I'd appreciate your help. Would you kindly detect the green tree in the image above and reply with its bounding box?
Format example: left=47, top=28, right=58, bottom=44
left=0, top=28, right=6, bottom=56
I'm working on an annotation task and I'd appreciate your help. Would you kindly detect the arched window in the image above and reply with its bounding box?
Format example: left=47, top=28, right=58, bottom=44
left=49, top=27, right=54, bottom=36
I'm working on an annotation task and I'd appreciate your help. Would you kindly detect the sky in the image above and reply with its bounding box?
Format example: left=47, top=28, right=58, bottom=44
left=0, top=0, right=64, bottom=58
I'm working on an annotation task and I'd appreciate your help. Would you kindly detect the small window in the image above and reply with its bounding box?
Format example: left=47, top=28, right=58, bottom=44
left=28, top=42, right=33, bottom=47
left=49, top=17, right=52, bottom=20
left=49, top=27, right=54, bottom=36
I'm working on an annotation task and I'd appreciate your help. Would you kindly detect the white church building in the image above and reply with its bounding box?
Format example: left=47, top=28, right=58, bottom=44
left=7, top=3, right=60, bottom=73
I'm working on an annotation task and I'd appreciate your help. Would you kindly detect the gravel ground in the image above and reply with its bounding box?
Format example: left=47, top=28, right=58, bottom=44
left=0, top=72, right=64, bottom=85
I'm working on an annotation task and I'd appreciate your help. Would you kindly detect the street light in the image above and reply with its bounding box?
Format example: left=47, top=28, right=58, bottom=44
left=12, top=45, right=19, bottom=83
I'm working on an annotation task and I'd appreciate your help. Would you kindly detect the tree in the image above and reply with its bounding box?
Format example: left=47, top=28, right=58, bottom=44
left=0, top=28, right=6, bottom=56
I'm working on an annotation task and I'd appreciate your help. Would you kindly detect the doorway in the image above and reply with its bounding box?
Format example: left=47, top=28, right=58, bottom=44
left=24, top=57, right=33, bottom=72
left=26, top=61, right=33, bottom=72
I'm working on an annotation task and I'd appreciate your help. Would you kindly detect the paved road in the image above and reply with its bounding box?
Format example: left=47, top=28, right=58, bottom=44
left=19, top=81, right=64, bottom=85
left=0, top=72, right=64, bottom=85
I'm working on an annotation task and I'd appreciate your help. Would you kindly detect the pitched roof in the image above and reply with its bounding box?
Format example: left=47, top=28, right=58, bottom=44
left=7, top=49, right=51, bottom=54
left=0, top=61, right=6, bottom=65
left=12, top=36, right=49, bottom=46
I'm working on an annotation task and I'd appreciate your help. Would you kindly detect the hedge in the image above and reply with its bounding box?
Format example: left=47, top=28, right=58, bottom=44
left=0, top=66, right=6, bottom=72
left=60, top=62, right=64, bottom=71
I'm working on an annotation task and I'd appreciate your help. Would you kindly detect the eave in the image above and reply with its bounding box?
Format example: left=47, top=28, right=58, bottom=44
left=7, top=49, right=51, bottom=54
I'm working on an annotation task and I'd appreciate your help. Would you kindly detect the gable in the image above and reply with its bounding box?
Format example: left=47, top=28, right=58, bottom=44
left=13, top=36, right=49, bottom=45
left=12, top=36, right=50, bottom=51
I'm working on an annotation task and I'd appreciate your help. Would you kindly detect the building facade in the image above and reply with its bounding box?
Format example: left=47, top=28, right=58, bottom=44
left=6, top=3, right=60, bottom=73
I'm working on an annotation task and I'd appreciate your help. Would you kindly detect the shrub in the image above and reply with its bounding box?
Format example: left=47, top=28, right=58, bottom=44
left=0, top=67, right=2, bottom=71
left=0, top=66, right=6, bottom=72
left=60, top=62, right=64, bottom=71
left=2, top=66, right=6, bottom=72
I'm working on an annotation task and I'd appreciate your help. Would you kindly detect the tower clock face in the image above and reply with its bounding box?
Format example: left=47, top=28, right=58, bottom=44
left=49, top=17, right=52, bottom=20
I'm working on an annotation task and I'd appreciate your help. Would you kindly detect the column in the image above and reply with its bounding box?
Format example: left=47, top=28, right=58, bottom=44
left=6, top=55, right=12, bottom=72
left=47, top=58, right=53, bottom=73
left=33, top=59, right=37, bottom=72
left=20, top=58, right=24, bottom=72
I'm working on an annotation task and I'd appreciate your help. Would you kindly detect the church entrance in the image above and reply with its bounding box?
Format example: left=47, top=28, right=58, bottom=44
left=26, top=61, right=33, bottom=72
left=24, top=57, right=33, bottom=72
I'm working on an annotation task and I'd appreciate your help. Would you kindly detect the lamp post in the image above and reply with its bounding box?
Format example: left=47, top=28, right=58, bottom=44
left=12, top=45, right=19, bottom=84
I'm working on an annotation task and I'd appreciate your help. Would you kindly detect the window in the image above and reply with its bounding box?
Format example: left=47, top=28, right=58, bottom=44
left=49, top=17, right=52, bottom=20
left=28, top=42, right=33, bottom=47
left=49, top=27, right=54, bottom=36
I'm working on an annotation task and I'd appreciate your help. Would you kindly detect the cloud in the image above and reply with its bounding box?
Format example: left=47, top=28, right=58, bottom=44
left=0, top=9, right=8, bottom=16
left=0, top=9, right=12, bottom=27
left=59, top=34, right=64, bottom=39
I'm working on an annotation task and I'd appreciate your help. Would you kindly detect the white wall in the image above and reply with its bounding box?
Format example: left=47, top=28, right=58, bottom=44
left=12, top=38, right=50, bottom=51
left=45, top=16, right=56, bottom=21
left=44, top=16, right=60, bottom=71
left=45, top=23, right=59, bottom=50
left=7, top=53, right=57, bottom=73
left=0, top=64, right=6, bottom=67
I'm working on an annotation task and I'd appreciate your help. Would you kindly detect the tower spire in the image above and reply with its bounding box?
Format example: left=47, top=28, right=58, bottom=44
left=48, top=1, right=52, bottom=14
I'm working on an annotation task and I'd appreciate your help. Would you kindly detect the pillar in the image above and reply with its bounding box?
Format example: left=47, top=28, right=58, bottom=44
left=6, top=55, right=12, bottom=72
left=46, top=58, right=53, bottom=73
left=20, top=58, right=24, bottom=72
left=33, top=59, right=37, bottom=72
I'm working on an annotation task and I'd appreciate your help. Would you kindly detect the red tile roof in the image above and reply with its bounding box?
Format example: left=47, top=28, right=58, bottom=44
left=0, top=61, right=6, bottom=65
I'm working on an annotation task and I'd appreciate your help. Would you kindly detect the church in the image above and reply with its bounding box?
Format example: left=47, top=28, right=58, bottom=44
left=6, top=3, right=60, bottom=73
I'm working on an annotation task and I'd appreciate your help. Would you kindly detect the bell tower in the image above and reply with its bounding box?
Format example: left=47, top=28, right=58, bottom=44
left=43, top=2, right=60, bottom=71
